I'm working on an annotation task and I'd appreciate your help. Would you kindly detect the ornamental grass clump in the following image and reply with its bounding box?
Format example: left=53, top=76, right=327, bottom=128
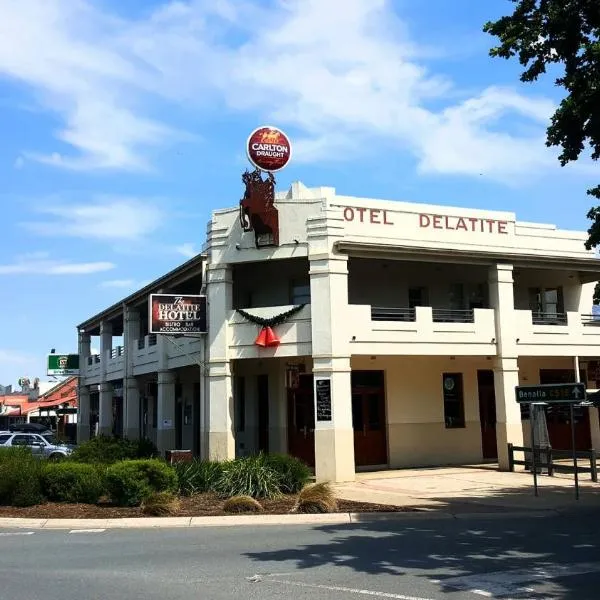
left=293, top=482, right=337, bottom=514
left=213, top=454, right=282, bottom=499
left=174, top=459, right=227, bottom=496
left=141, top=491, right=181, bottom=516
left=223, top=495, right=263, bottom=513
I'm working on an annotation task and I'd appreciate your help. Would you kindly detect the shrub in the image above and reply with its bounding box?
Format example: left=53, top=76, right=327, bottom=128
left=223, top=495, right=263, bottom=513
left=71, top=436, right=159, bottom=464
left=141, top=491, right=181, bottom=516
left=213, top=454, right=282, bottom=499
left=263, top=454, right=311, bottom=494
left=0, top=447, right=43, bottom=507
left=41, top=462, right=105, bottom=504
left=105, top=459, right=178, bottom=506
left=174, top=460, right=227, bottom=496
left=293, top=482, right=337, bottom=514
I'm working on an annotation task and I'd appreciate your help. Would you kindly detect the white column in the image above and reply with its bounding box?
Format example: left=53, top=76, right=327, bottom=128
left=77, top=385, right=91, bottom=443
left=268, top=362, right=287, bottom=454
left=308, top=209, right=355, bottom=483
left=98, top=382, right=113, bottom=436
left=100, top=321, right=112, bottom=377
left=79, top=331, right=91, bottom=371
left=156, top=371, right=176, bottom=454
left=206, top=264, right=235, bottom=461
left=124, top=377, right=140, bottom=440
left=489, top=263, right=524, bottom=469
left=123, top=307, right=141, bottom=440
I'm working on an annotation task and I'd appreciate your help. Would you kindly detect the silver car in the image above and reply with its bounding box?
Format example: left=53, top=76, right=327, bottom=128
left=0, top=431, right=74, bottom=459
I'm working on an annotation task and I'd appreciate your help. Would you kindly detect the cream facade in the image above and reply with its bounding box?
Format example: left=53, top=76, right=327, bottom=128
left=76, top=181, right=600, bottom=482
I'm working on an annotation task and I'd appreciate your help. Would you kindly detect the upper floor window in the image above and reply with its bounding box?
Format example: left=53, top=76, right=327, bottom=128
left=291, top=281, right=311, bottom=305
left=529, top=287, right=564, bottom=315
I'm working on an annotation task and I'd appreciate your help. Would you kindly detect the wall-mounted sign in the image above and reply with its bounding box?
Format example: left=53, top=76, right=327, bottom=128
left=246, top=126, right=292, bottom=172
left=315, top=378, right=332, bottom=422
left=419, top=214, right=509, bottom=234
left=149, top=294, right=207, bottom=335
left=47, top=354, right=79, bottom=376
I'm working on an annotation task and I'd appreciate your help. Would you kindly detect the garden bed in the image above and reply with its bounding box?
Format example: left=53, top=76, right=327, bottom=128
left=0, top=494, right=416, bottom=519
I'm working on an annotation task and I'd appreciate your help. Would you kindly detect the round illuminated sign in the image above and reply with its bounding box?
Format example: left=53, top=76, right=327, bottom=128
left=246, top=126, right=292, bottom=172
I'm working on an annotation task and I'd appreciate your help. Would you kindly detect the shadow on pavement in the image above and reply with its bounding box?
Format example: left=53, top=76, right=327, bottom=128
left=244, top=494, right=600, bottom=599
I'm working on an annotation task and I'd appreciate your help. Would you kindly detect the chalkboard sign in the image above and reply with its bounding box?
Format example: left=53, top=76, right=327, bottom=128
left=315, top=378, right=332, bottom=422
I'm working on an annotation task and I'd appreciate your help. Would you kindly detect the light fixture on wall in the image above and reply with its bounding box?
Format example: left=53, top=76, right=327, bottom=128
left=491, top=338, right=496, bottom=343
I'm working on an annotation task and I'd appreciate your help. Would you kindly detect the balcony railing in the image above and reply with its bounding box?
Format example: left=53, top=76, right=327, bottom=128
left=432, top=308, right=475, bottom=323
left=371, top=307, right=416, bottom=322
left=371, top=307, right=476, bottom=324
left=148, top=334, right=157, bottom=346
left=110, top=346, right=124, bottom=359
left=532, top=311, right=568, bottom=325
left=582, top=314, right=600, bottom=327
left=87, top=355, right=101, bottom=366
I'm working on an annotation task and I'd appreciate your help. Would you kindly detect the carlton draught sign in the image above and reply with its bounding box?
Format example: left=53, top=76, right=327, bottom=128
left=246, top=126, right=292, bottom=172
left=149, top=294, right=207, bottom=334
left=47, top=354, right=79, bottom=376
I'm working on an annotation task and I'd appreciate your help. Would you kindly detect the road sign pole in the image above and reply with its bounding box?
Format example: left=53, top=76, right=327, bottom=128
left=570, top=403, right=580, bottom=500
left=530, top=403, right=538, bottom=497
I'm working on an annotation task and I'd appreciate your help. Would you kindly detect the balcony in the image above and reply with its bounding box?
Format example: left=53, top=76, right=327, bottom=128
left=106, top=346, right=124, bottom=378
left=132, top=334, right=160, bottom=375
left=229, top=304, right=312, bottom=359
left=515, top=310, right=600, bottom=354
left=351, top=305, right=496, bottom=355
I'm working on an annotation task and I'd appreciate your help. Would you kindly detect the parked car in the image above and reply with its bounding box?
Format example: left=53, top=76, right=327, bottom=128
left=0, top=430, right=74, bottom=459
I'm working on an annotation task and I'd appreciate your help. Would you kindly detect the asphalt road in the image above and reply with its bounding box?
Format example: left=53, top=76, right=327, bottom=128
left=1, top=511, right=599, bottom=600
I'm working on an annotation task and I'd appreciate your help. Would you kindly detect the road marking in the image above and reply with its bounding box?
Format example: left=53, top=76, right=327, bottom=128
left=436, top=561, right=600, bottom=597
left=0, top=531, right=35, bottom=536
left=268, top=578, right=434, bottom=600
left=68, top=529, right=106, bottom=534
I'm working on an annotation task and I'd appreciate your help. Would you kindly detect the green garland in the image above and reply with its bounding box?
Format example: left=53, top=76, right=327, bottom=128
left=236, top=304, right=305, bottom=327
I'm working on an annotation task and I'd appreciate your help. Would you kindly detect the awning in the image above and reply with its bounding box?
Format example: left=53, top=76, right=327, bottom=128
left=0, top=405, right=20, bottom=417
left=20, top=396, right=77, bottom=415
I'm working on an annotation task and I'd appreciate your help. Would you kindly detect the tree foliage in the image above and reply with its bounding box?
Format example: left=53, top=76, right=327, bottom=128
left=483, top=1, right=600, bottom=248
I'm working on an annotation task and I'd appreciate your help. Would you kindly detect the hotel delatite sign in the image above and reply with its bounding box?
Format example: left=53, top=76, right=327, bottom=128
left=149, top=294, right=207, bottom=335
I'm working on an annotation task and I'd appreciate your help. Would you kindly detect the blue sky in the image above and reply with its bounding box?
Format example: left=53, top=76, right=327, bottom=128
left=0, top=0, right=598, bottom=386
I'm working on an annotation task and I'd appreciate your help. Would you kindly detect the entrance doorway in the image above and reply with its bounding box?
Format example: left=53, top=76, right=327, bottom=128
left=351, top=371, right=388, bottom=466
left=539, top=369, right=591, bottom=451
left=477, top=370, right=497, bottom=459
left=287, top=374, right=315, bottom=466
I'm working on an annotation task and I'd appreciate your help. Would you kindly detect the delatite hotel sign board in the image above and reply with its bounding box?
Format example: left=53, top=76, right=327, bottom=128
left=149, top=294, right=207, bottom=335
left=246, top=126, right=292, bottom=172
left=47, top=354, right=80, bottom=376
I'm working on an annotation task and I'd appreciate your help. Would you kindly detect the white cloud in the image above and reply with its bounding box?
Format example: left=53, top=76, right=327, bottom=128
left=0, top=253, right=114, bottom=275
left=99, top=279, right=136, bottom=289
left=0, top=0, right=568, bottom=181
left=23, top=197, right=164, bottom=241
left=175, top=242, right=199, bottom=258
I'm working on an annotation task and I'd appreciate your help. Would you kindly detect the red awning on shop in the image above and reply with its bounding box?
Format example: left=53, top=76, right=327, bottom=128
left=20, top=396, right=77, bottom=415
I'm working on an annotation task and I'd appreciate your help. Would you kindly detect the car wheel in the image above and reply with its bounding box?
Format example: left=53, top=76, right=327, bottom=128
left=48, top=453, right=65, bottom=461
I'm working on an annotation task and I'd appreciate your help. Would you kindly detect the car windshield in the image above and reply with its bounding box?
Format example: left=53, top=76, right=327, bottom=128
left=41, top=434, right=57, bottom=445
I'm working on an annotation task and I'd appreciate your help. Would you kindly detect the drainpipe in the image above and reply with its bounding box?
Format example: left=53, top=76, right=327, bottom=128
left=574, top=356, right=581, bottom=383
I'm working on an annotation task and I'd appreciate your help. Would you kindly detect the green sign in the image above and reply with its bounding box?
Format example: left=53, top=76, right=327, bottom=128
left=515, top=383, right=586, bottom=404
left=47, top=354, right=79, bottom=376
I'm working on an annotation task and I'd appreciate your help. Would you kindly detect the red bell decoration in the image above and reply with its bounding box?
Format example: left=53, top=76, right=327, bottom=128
left=254, top=326, right=280, bottom=347
left=264, top=326, right=281, bottom=347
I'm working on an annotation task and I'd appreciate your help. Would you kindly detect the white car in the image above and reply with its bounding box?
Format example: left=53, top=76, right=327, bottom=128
left=0, top=430, right=74, bottom=459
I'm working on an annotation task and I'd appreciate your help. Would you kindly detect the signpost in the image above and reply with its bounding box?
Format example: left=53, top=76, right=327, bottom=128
left=515, top=383, right=587, bottom=500
left=47, top=354, right=79, bottom=376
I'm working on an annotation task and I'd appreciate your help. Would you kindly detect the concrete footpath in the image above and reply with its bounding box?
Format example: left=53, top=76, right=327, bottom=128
left=0, top=465, right=597, bottom=530
left=334, top=464, right=600, bottom=514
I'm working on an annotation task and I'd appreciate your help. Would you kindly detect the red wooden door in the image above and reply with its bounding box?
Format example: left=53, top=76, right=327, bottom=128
left=352, top=389, right=387, bottom=466
left=287, top=375, right=315, bottom=467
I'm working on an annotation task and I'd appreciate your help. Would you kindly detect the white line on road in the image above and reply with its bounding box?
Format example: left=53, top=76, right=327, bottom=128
left=0, top=532, right=35, bottom=537
left=68, top=529, right=106, bottom=534
left=436, top=561, right=600, bottom=597
left=268, top=578, right=434, bottom=600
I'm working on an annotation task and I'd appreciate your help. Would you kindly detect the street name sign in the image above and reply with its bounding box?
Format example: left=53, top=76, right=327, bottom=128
left=515, top=383, right=586, bottom=404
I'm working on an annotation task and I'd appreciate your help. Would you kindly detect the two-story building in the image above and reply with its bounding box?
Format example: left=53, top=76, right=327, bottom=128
left=76, top=179, right=600, bottom=482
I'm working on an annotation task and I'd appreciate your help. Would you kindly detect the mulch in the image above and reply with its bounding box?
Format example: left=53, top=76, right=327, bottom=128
left=0, top=494, right=416, bottom=519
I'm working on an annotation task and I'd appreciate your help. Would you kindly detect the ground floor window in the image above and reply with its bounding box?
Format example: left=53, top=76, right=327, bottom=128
left=442, top=373, right=465, bottom=428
